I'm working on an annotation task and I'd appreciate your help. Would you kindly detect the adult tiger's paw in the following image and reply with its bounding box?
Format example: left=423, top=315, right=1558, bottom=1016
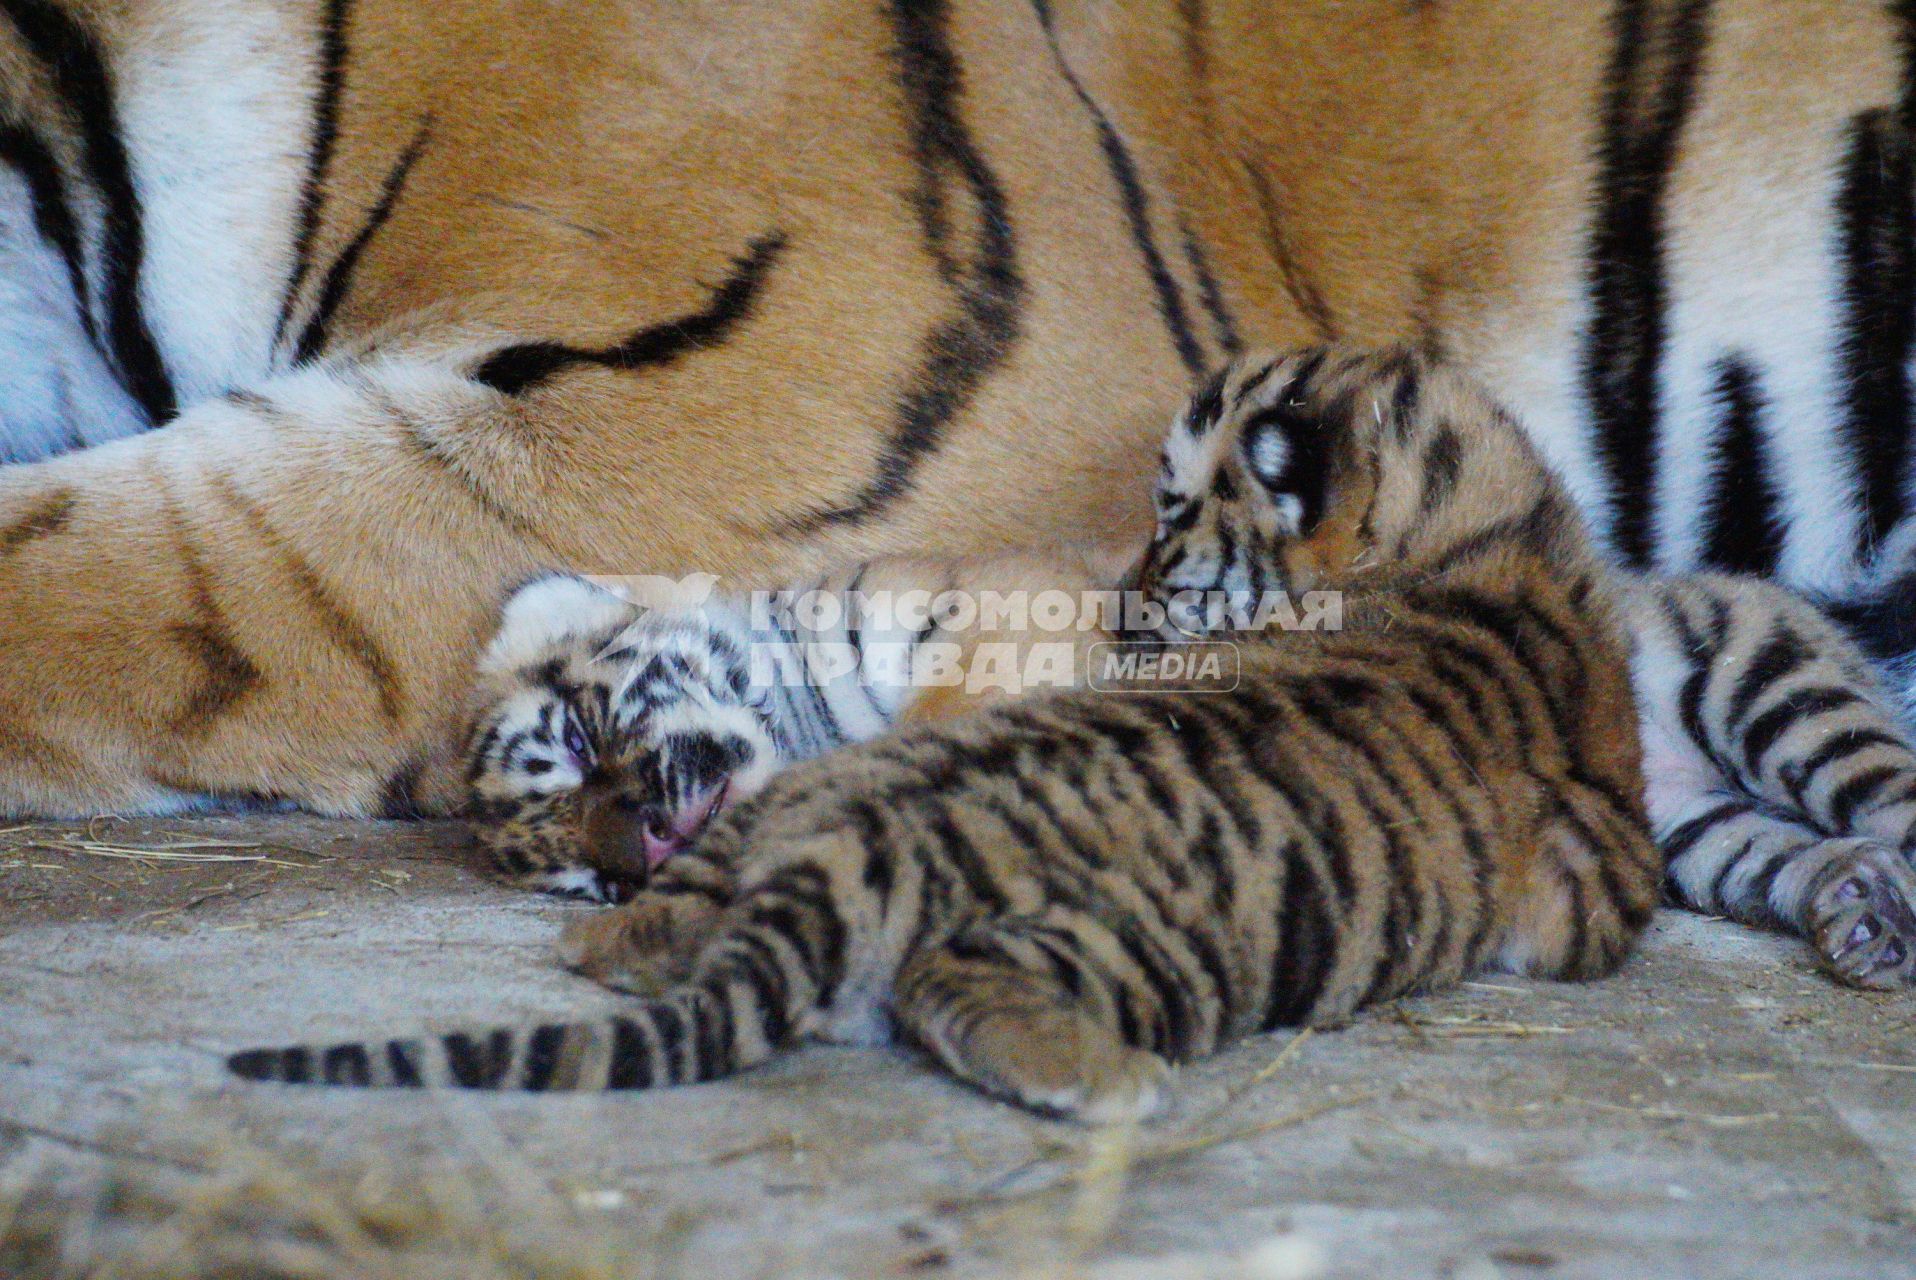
left=1807, top=840, right=1916, bottom=990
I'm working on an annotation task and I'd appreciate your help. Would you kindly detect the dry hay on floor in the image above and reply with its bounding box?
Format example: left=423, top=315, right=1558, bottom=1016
left=0, top=1107, right=1336, bottom=1280
left=0, top=1133, right=648, bottom=1280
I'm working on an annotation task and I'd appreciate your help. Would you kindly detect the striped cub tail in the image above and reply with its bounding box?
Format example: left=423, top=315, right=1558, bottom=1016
left=228, top=981, right=783, bottom=1091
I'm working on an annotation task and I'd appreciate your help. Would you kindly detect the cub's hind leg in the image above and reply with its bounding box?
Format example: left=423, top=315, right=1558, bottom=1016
left=1626, top=573, right=1916, bottom=987
left=894, top=918, right=1173, bottom=1124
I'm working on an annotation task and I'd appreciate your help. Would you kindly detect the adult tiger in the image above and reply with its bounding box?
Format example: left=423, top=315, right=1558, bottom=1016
left=0, top=0, right=1908, bottom=817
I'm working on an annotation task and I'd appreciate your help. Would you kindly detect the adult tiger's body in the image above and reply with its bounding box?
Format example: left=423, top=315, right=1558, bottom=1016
left=0, top=0, right=1905, bottom=816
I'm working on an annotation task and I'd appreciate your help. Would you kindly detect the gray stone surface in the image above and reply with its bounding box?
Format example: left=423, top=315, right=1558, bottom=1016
left=2, top=815, right=1914, bottom=1278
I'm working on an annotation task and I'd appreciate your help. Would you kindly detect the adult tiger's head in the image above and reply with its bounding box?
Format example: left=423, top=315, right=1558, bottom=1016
left=1135, top=344, right=1581, bottom=638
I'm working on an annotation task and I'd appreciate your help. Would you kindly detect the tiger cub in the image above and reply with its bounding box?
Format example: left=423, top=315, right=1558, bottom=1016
left=229, top=346, right=1665, bottom=1114
left=460, top=544, right=1131, bottom=901
left=1144, top=363, right=1916, bottom=991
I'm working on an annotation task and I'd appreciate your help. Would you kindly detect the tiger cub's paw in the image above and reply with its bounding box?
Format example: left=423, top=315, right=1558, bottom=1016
left=557, top=892, right=722, bottom=995
left=954, top=1006, right=1175, bottom=1124
left=1007, top=1041, right=1174, bottom=1126
left=1807, top=840, right=1916, bottom=989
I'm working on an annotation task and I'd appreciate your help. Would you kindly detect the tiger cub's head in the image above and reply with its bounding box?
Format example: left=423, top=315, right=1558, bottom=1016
left=1137, top=344, right=1578, bottom=635
left=463, top=575, right=780, bottom=902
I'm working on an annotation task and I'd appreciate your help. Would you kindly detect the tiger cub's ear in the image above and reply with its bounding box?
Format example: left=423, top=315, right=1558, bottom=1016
left=480, top=574, right=642, bottom=679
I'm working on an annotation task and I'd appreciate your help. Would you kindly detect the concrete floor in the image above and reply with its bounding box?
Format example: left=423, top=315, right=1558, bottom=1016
left=2, top=814, right=1914, bottom=1279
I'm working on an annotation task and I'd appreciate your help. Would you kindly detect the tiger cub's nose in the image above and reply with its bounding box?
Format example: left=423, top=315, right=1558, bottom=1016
left=638, top=780, right=731, bottom=868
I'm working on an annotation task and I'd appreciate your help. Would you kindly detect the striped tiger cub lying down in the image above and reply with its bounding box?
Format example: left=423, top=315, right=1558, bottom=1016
left=228, top=347, right=1914, bottom=1114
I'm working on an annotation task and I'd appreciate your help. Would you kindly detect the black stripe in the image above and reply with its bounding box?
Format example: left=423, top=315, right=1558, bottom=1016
left=1659, top=797, right=1753, bottom=864
left=475, top=230, right=787, bottom=395
left=1830, top=763, right=1904, bottom=829
left=1743, top=686, right=1866, bottom=776
left=1379, top=611, right=1540, bottom=748
left=273, top=0, right=352, bottom=354
left=1186, top=794, right=1239, bottom=916
left=1180, top=215, right=1242, bottom=357
left=1677, top=661, right=1713, bottom=760
left=0, top=121, right=92, bottom=342
left=1793, top=728, right=1907, bottom=796
left=730, top=936, right=795, bottom=1045
left=1183, top=701, right=1269, bottom=864
left=0, top=0, right=173, bottom=422
left=1389, top=357, right=1425, bottom=443
left=1418, top=427, right=1463, bottom=517
left=1738, top=845, right=1796, bottom=924
left=1555, top=854, right=1593, bottom=971
left=1182, top=363, right=1233, bottom=438
left=1400, top=705, right=1500, bottom=967
left=1241, top=158, right=1337, bottom=338
left=1032, top=0, right=1201, bottom=374
left=608, top=1017, right=653, bottom=1088
left=1724, top=624, right=1812, bottom=730
left=1283, top=757, right=1360, bottom=914
left=1836, top=95, right=1916, bottom=558
left=1823, top=568, right=1916, bottom=664
left=442, top=1028, right=513, bottom=1088
left=784, top=0, right=1024, bottom=529
left=321, top=1043, right=372, bottom=1086
left=227, top=1046, right=288, bottom=1082
left=378, top=757, right=424, bottom=820
left=520, top=1023, right=568, bottom=1092
left=1024, top=925, right=1090, bottom=998
left=693, top=985, right=731, bottom=1078
left=1263, top=839, right=1336, bottom=1027
left=759, top=863, right=851, bottom=990
left=1106, top=916, right=1197, bottom=1057
left=649, top=1002, right=688, bottom=1084
left=1408, top=266, right=1447, bottom=361
left=292, top=115, right=433, bottom=364
left=0, top=489, right=73, bottom=562
left=1177, top=0, right=1213, bottom=100
left=1699, top=355, right=1784, bottom=574
left=1420, top=493, right=1569, bottom=578
left=1702, top=832, right=1760, bottom=912
left=278, top=1046, right=311, bottom=1084
left=1296, top=693, right=1424, bottom=1003
left=922, top=804, right=1014, bottom=913
left=385, top=1040, right=423, bottom=1086
left=1581, top=0, right=1715, bottom=565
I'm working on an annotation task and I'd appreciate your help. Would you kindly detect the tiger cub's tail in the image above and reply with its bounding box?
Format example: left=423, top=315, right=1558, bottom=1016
left=227, top=976, right=792, bottom=1092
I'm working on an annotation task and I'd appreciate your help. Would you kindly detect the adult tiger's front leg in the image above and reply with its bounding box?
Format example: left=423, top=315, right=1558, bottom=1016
left=0, top=355, right=637, bottom=818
